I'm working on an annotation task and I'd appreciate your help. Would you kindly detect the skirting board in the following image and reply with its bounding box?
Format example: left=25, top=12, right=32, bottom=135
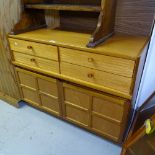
left=0, top=91, right=19, bottom=108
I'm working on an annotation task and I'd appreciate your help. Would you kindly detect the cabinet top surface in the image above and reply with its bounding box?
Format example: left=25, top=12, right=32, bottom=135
left=9, top=29, right=148, bottom=60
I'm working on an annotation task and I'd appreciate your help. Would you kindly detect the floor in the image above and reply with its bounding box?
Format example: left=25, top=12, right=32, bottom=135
left=0, top=100, right=121, bottom=155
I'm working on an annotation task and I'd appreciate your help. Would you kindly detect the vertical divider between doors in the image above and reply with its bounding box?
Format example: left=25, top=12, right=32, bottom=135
left=57, top=79, right=65, bottom=118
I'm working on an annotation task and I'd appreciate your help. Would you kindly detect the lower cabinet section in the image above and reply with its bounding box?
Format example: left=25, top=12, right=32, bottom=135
left=62, top=83, right=130, bottom=142
left=16, top=67, right=130, bottom=143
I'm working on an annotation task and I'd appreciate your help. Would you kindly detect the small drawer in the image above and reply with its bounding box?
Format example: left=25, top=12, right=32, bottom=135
left=61, top=62, right=132, bottom=94
left=60, top=47, right=135, bottom=78
left=9, top=38, right=58, bottom=61
left=13, top=52, right=59, bottom=74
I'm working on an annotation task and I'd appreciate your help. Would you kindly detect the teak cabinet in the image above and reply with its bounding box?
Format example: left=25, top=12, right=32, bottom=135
left=8, top=0, right=150, bottom=144
left=8, top=30, right=148, bottom=143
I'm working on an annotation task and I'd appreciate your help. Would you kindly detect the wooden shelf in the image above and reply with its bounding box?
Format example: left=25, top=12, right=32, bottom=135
left=25, top=4, right=101, bottom=12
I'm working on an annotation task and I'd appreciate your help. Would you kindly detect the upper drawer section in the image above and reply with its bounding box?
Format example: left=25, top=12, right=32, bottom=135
left=9, top=38, right=58, bottom=61
left=60, top=47, right=135, bottom=78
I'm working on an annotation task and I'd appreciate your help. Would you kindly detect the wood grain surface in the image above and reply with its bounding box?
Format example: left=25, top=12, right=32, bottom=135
left=0, top=0, right=20, bottom=100
left=0, top=0, right=154, bottom=102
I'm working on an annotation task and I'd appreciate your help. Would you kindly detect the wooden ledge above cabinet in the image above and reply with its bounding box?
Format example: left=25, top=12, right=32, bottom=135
left=10, top=0, right=117, bottom=47
left=9, top=28, right=149, bottom=60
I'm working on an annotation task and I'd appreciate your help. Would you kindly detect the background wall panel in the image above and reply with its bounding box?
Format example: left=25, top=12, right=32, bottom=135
left=0, top=0, right=21, bottom=102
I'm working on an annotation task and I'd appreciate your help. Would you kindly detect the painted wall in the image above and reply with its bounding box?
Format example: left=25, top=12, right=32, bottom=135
left=135, top=23, right=155, bottom=108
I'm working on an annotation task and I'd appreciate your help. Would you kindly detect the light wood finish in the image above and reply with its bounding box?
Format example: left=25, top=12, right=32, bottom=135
left=25, top=4, right=101, bottom=12
left=9, top=29, right=148, bottom=60
left=65, top=105, right=90, bottom=127
left=15, top=67, right=130, bottom=142
left=0, top=0, right=20, bottom=103
left=13, top=61, right=132, bottom=99
left=60, top=47, right=135, bottom=77
left=9, top=38, right=58, bottom=61
left=92, top=96, right=124, bottom=123
left=13, top=52, right=59, bottom=74
left=16, top=67, right=61, bottom=116
left=62, top=83, right=130, bottom=142
left=92, top=115, right=121, bottom=141
left=38, top=78, right=58, bottom=97
left=18, top=71, right=36, bottom=89
left=61, top=62, right=132, bottom=95
left=0, top=92, right=19, bottom=108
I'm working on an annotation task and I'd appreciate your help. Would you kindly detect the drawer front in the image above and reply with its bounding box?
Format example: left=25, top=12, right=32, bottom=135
left=60, top=47, right=135, bottom=77
left=61, top=62, right=132, bottom=94
left=9, top=38, right=58, bottom=61
left=14, top=52, right=59, bottom=74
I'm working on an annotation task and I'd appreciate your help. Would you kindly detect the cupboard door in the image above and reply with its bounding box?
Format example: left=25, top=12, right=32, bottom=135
left=16, top=68, right=61, bottom=116
left=62, top=82, right=130, bottom=142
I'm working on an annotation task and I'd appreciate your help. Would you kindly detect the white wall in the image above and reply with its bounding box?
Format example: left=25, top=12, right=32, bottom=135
left=135, top=23, right=155, bottom=108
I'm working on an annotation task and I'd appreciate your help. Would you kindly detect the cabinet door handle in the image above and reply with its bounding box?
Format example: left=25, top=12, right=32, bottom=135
left=88, top=73, right=94, bottom=78
left=30, top=58, right=36, bottom=62
left=27, top=45, right=33, bottom=50
left=88, top=58, right=94, bottom=62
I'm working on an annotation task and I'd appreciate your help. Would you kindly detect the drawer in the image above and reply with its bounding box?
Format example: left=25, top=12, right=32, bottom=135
left=14, top=52, right=59, bottom=74
left=61, top=62, right=132, bottom=94
left=9, top=38, right=58, bottom=61
left=60, top=47, right=135, bottom=77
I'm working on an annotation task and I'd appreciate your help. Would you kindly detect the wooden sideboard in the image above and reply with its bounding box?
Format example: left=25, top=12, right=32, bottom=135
left=8, top=28, right=148, bottom=143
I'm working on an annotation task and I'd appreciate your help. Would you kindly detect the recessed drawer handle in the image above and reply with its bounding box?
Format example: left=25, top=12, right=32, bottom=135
left=88, top=58, right=94, bottom=62
left=27, top=46, right=33, bottom=50
left=88, top=73, right=94, bottom=78
left=30, top=58, right=36, bottom=62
